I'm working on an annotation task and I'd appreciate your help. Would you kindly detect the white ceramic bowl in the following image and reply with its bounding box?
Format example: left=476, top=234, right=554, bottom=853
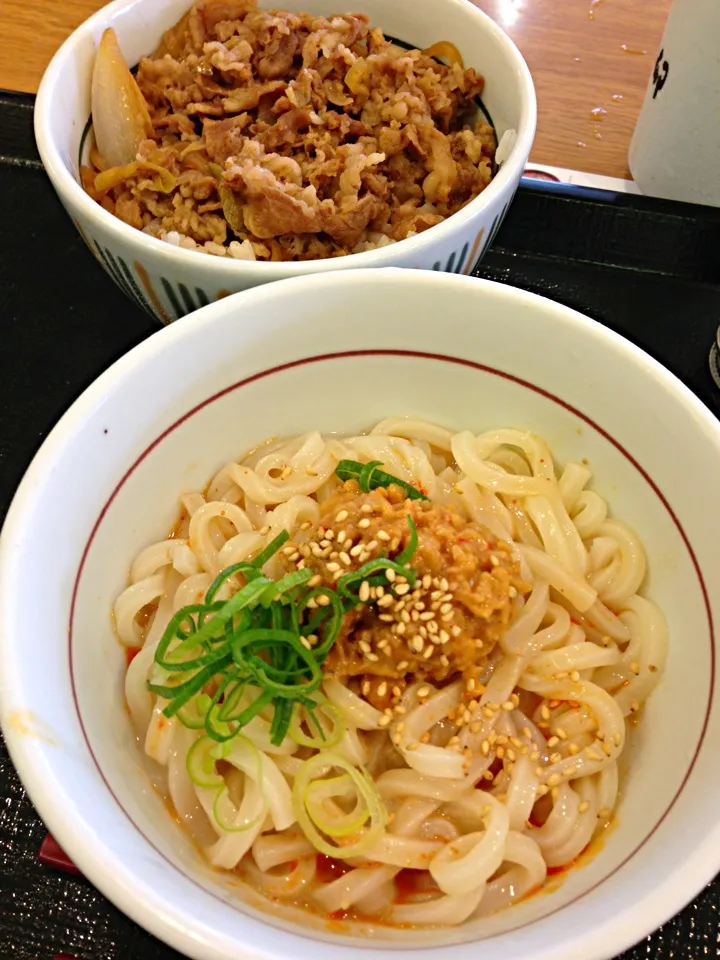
left=33, top=0, right=535, bottom=324
left=1, top=269, right=719, bottom=960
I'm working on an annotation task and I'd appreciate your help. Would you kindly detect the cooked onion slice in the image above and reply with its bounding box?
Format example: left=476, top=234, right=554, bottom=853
left=91, top=28, right=153, bottom=167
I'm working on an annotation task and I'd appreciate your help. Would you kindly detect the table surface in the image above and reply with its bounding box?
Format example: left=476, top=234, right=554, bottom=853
left=0, top=0, right=672, bottom=179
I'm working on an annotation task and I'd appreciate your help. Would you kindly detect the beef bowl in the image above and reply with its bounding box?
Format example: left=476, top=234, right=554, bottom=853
left=33, top=0, right=535, bottom=322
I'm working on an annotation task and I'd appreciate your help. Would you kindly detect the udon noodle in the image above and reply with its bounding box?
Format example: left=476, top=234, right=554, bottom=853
left=115, top=419, right=667, bottom=928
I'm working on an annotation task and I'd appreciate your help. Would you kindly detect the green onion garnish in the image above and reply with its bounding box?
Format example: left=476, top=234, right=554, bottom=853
left=146, top=460, right=425, bottom=750
left=335, top=458, right=429, bottom=501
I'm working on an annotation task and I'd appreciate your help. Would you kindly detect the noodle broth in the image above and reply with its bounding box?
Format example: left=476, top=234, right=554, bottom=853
left=114, top=419, right=667, bottom=931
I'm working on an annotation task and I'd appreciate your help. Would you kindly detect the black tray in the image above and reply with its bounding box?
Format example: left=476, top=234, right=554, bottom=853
left=1, top=90, right=719, bottom=960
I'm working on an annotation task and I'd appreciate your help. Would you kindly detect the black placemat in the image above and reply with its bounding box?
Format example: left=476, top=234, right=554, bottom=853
left=1, top=90, right=719, bottom=960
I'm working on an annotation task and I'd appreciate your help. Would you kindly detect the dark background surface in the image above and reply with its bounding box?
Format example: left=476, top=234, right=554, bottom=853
left=1, top=90, right=720, bottom=958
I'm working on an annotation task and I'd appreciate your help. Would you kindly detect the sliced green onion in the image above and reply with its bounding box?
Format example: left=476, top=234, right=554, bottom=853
left=290, top=700, right=345, bottom=750
left=305, top=774, right=369, bottom=837
left=270, top=697, right=293, bottom=746
left=335, top=458, right=429, bottom=501
left=205, top=561, right=262, bottom=604
left=292, top=752, right=387, bottom=858
left=176, top=692, right=213, bottom=729
left=252, top=530, right=290, bottom=570
left=396, top=514, right=418, bottom=566
left=186, top=735, right=224, bottom=788
left=258, top=567, right=313, bottom=607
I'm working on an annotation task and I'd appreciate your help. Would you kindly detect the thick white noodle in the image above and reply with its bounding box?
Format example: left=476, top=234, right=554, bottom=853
left=119, top=419, right=665, bottom=929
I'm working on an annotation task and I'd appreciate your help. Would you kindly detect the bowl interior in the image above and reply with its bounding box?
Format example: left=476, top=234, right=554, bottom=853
left=42, top=0, right=530, bottom=197
left=3, top=270, right=720, bottom=960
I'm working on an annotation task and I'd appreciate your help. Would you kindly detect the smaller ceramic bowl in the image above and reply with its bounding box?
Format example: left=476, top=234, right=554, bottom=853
left=33, top=0, right=535, bottom=324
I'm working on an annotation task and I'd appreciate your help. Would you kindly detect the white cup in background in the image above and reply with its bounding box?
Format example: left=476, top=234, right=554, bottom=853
left=629, top=0, right=720, bottom=208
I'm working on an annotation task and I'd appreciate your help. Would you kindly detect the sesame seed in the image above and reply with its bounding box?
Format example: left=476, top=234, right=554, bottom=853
left=359, top=640, right=371, bottom=654
left=377, top=594, right=394, bottom=608
left=306, top=598, right=318, bottom=609
left=397, top=660, right=409, bottom=671
left=406, top=741, right=419, bottom=751
left=490, top=555, right=499, bottom=567
left=316, top=594, right=331, bottom=607
left=410, top=636, right=425, bottom=654
left=578, top=801, right=590, bottom=814
left=547, top=774, right=562, bottom=787
left=438, top=629, right=450, bottom=645
left=570, top=670, right=580, bottom=682
left=411, top=610, right=420, bottom=622
left=451, top=625, right=462, bottom=637
left=502, top=700, right=515, bottom=712
left=366, top=652, right=379, bottom=662
left=336, top=530, right=347, bottom=544
left=440, top=578, right=449, bottom=591
left=540, top=704, right=551, bottom=720
left=602, top=740, right=613, bottom=756
left=482, top=707, right=494, bottom=719
left=568, top=743, right=580, bottom=756
left=376, top=586, right=385, bottom=598
left=439, top=602, right=453, bottom=615
left=550, top=752, right=562, bottom=764
left=386, top=568, right=396, bottom=582
left=547, top=736, right=559, bottom=748
left=326, top=561, right=340, bottom=573
left=394, top=583, right=410, bottom=596
left=440, top=654, right=449, bottom=667
left=562, top=766, right=577, bottom=778
left=358, top=518, right=371, bottom=529
left=308, top=575, right=322, bottom=588
left=556, top=727, right=567, bottom=740
left=377, top=530, right=391, bottom=543
left=417, top=685, right=430, bottom=699
left=496, top=746, right=505, bottom=759
left=366, top=541, right=378, bottom=552
left=300, top=521, right=311, bottom=530
left=300, top=637, right=312, bottom=650
left=349, top=543, right=364, bottom=557
left=396, top=623, right=406, bottom=635
left=419, top=611, right=435, bottom=622
left=401, top=610, right=411, bottom=623
left=361, top=504, right=374, bottom=514
left=418, top=626, right=427, bottom=639
left=338, top=551, right=351, bottom=566
left=379, top=613, right=394, bottom=622
left=586, top=750, right=602, bottom=762
left=359, top=581, right=370, bottom=603
left=422, top=646, right=433, bottom=659
left=334, top=510, right=348, bottom=523
left=362, top=680, right=371, bottom=696
left=521, top=727, right=532, bottom=740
